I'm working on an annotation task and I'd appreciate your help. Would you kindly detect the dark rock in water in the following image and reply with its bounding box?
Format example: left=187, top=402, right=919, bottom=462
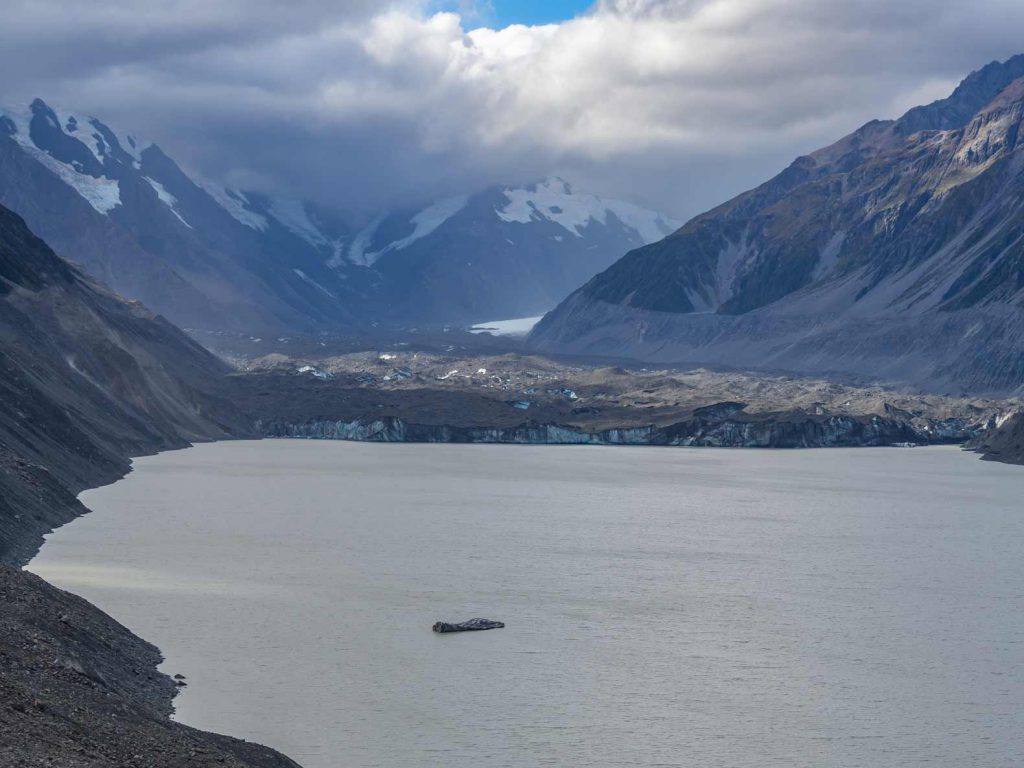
left=432, top=618, right=505, bottom=633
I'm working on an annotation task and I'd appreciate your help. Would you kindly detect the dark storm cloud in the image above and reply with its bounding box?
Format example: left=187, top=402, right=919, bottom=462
left=3, top=0, right=1024, bottom=219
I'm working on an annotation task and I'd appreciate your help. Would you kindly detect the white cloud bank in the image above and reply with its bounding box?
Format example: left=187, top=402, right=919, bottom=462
left=2, top=0, right=1024, bottom=219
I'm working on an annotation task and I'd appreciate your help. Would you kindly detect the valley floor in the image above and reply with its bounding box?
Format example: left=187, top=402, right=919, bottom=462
left=232, top=348, right=1016, bottom=449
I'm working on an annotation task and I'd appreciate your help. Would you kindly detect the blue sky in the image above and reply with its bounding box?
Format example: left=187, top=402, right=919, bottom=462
left=434, top=0, right=595, bottom=27
left=488, top=0, right=594, bottom=26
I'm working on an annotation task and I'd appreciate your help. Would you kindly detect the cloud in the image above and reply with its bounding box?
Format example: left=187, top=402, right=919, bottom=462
left=2, top=0, right=1024, bottom=220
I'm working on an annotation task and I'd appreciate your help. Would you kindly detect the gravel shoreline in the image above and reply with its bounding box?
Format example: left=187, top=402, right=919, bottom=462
left=0, top=564, right=301, bottom=768
left=0, top=445, right=301, bottom=768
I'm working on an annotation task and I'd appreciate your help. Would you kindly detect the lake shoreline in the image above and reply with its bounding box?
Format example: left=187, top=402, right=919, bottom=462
left=1, top=436, right=301, bottom=768
left=28, top=440, right=1024, bottom=767
left=4, top=431, right=1012, bottom=767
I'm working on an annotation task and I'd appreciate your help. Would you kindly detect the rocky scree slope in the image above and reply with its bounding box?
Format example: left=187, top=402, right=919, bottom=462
left=531, top=55, right=1024, bottom=396
left=0, top=566, right=300, bottom=768
left=0, top=205, right=296, bottom=767
left=0, top=204, right=249, bottom=564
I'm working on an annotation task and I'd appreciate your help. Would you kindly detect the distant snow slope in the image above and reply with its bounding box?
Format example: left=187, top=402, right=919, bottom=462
left=332, top=177, right=680, bottom=324
left=200, top=183, right=269, bottom=231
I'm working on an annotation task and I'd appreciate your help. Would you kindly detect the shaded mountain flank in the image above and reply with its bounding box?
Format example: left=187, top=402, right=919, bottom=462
left=0, top=203, right=297, bottom=768
left=0, top=204, right=248, bottom=563
left=530, top=55, right=1024, bottom=397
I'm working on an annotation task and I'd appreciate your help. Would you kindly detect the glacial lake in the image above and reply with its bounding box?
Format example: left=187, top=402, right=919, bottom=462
left=28, top=441, right=1024, bottom=767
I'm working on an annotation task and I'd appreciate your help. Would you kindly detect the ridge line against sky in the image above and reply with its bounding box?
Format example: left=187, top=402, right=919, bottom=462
left=2, top=0, right=1023, bottom=221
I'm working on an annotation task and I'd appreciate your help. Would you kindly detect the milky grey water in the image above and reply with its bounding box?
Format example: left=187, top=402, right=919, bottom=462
left=27, top=441, right=1024, bottom=767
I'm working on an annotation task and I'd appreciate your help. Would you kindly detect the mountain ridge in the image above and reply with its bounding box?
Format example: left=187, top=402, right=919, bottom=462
left=529, top=54, right=1024, bottom=395
left=362, top=177, right=679, bottom=323
left=0, top=100, right=677, bottom=330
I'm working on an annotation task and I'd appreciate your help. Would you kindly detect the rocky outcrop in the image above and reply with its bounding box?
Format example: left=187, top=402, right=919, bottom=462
left=530, top=55, right=1024, bottom=397
left=432, top=619, right=505, bottom=633
left=966, top=409, right=1024, bottom=464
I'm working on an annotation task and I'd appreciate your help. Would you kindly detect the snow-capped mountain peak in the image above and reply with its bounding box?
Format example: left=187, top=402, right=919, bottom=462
left=337, top=177, right=678, bottom=272
left=0, top=98, right=368, bottom=333
left=338, top=177, right=681, bottom=323
left=497, top=176, right=679, bottom=243
left=2, top=101, right=124, bottom=214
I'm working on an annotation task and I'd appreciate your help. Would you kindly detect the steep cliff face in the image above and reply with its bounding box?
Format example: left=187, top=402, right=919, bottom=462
left=0, top=203, right=248, bottom=564
left=531, top=55, right=1024, bottom=396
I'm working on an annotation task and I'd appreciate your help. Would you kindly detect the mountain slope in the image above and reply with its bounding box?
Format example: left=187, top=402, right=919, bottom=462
left=336, top=177, right=679, bottom=324
left=531, top=55, right=1024, bottom=395
left=0, top=203, right=300, bottom=765
left=0, top=203, right=248, bottom=563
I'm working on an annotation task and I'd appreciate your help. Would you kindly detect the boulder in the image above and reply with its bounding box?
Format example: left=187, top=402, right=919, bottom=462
left=432, top=618, right=505, bottom=633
